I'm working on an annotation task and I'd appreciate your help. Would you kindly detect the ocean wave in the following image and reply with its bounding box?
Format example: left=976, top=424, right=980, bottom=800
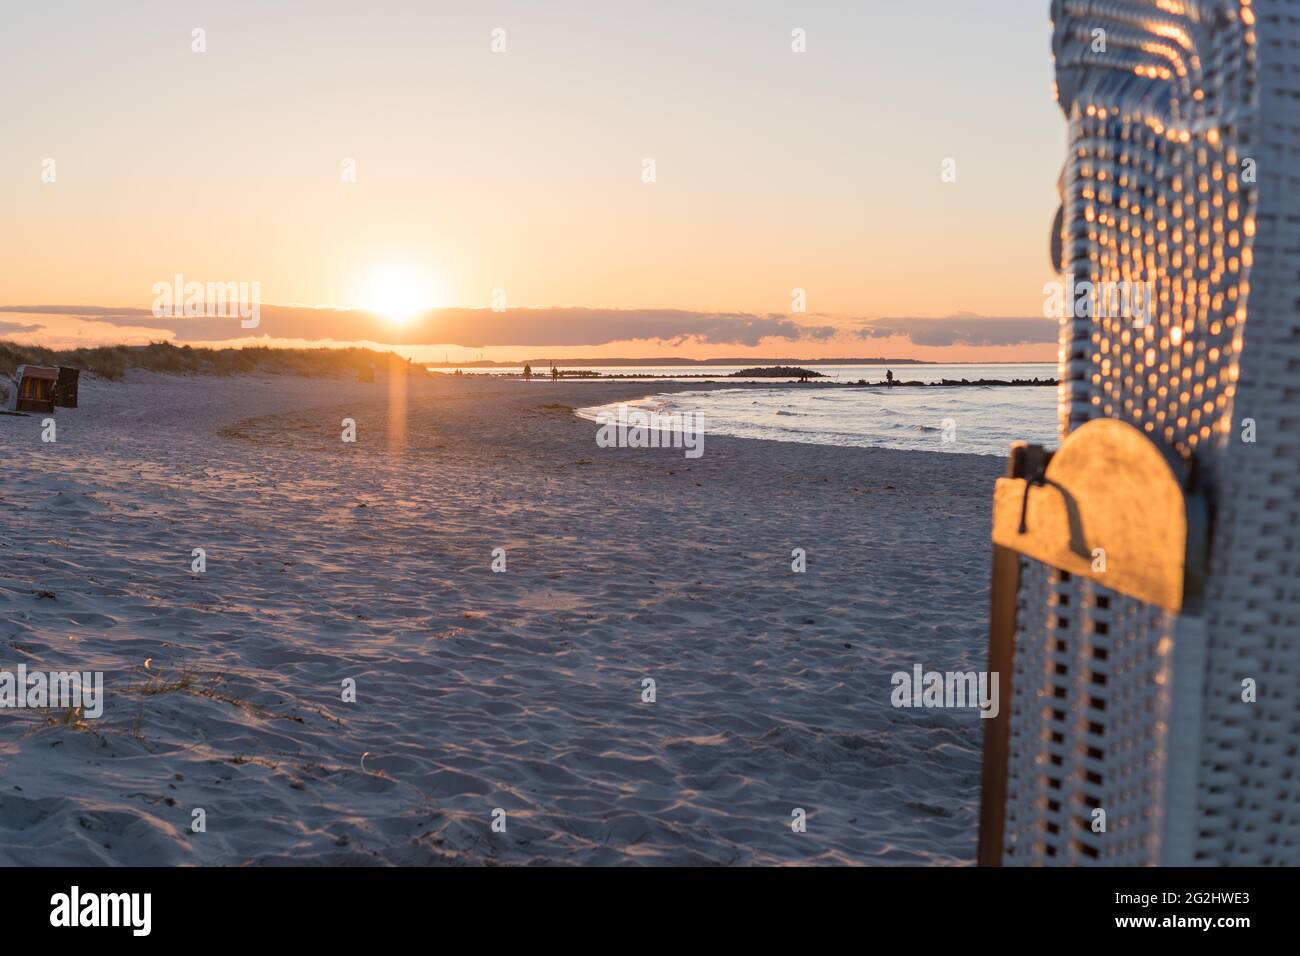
left=577, top=382, right=1056, bottom=456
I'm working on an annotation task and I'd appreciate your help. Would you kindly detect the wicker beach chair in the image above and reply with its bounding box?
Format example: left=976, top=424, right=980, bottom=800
left=7, top=365, right=59, bottom=414
left=979, top=0, right=1300, bottom=865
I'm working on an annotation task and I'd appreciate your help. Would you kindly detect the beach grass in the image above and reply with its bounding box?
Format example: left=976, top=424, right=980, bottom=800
left=0, top=340, right=424, bottom=383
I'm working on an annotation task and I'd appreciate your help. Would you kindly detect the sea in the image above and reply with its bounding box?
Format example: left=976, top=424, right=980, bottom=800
left=446, top=363, right=1060, bottom=457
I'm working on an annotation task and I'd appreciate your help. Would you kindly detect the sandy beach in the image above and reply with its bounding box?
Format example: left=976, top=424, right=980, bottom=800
left=0, top=372, right=1002, bottom=865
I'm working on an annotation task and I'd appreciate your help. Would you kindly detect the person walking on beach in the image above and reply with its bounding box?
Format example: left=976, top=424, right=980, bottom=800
left=886, top=369, right=894, bottom=386
left=523, top=363, right=532, bottom=382
left=551, top=364, right=559, bottom=382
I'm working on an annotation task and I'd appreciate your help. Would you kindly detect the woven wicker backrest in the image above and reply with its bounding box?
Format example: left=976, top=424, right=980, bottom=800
left=999, top=0, right=1300, bottom=865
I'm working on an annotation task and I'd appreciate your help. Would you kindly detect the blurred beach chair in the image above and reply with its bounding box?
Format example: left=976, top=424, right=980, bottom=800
left=55, top=366, right=79, bottom=408
left=6, top=364, right=59, bottom=414
left=979, top=0, right=1300, bottom=865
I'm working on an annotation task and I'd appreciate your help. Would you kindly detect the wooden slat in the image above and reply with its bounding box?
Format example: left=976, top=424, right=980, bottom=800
left=977, top=543, right=1021, bottom=866
left=991, top=419, right=1196, bottom=613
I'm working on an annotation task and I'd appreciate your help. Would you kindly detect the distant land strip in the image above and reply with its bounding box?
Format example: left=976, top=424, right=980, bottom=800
left=428, top=357, right=935, bottom=368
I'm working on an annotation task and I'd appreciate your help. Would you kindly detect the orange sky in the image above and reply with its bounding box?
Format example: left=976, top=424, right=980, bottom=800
left=1, top=2, right=1064, bottom=363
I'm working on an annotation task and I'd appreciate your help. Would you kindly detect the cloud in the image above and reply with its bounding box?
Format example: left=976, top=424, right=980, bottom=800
left=854, top=313, right=1056, bottom=347
left=0, top=305, right=838, bottom=348
left=0, top=305, right=154, bottom=319
left=0, top=320, right=44, bottom=335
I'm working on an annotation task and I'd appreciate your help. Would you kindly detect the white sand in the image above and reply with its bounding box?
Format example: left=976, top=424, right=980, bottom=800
left=0, top=371, right=1003, bottom=865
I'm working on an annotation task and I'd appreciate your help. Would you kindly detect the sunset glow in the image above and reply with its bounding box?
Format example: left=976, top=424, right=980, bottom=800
left=0, top=3, right=1063, bottom=362
left=363, top=266, right=439, bottom=326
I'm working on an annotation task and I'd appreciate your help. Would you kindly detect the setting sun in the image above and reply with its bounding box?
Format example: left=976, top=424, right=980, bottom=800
left=364, top=266, right=438, bottom=325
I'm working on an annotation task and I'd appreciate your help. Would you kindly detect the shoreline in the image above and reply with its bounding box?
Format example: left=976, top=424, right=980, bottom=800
left=441, top=373, right=1059, bottom=386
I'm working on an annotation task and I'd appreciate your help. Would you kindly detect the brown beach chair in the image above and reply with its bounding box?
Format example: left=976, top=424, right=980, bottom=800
left=55, top=366, right=80, bottom=408
left=7, top=365, right=59, bottom=414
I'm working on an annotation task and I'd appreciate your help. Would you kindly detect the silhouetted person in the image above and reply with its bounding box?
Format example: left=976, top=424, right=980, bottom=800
left=886, top=369, right=894, bottom=386
left=551, top=365, right=559, bottom=382
left=523, top=363, right=532, bottom=382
